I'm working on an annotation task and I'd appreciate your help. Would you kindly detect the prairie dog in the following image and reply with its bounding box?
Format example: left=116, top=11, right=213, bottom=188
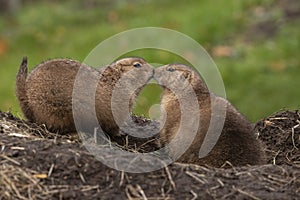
left=154, top=64, right=265, bottom=167
left=16, top=57, right=154, bottom=136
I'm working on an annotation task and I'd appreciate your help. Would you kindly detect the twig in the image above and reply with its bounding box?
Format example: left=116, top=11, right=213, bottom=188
left=291, top=124, right=299, bottom=150
left=126, top=184, right=141, bottom=200
left=268, top=117, right=289, bottom=120
left=94, top=127, right=98, bottom=143
left=8, top=132, right=30, bottom=138
left=267, top=174, right=289, bottom=184
left=0, top=145, right=5, bottom=152
left=221, top=161, right=235, bottom=169
left=81, top=185, right=100, bottom=192
left=217, top=178, right=225, bottom=187
left=119, top=171, right=125, bottom=187
left=137, top=138, right=157, bottom=151
left=0, top=154, right=21, bottom=165
left=125, top=135, right=129, bottom=149
left=190, top=190, right=198, bottom=200
left=264, top=120, right=284, bottom=132
left=79, top=172, right=86, bottom=183
left=186, top=171, right=206, bottom=184
left=165, top=166, right=176, bottom=190
left=272, top=150, right=281, bottom=165
left=136, top=184, right=148, bottom=200
left=234, top=186, right=261, bottom=200
left=10, top=146, right=25, bottom=150
left=48, top=163, right=55, bottom=177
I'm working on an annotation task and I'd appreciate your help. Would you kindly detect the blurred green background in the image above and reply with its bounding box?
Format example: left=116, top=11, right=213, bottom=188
left=0, top=0, right=299, bottom=122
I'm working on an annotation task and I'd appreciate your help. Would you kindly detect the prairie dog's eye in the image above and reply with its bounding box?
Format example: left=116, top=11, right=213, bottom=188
left=133, top=62, right=142, bottom=68
left=166, top=67, right=175, bottom=72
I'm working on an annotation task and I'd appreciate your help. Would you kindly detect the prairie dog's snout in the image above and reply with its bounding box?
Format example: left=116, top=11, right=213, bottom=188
left=154, top=64, right=202, bottom=90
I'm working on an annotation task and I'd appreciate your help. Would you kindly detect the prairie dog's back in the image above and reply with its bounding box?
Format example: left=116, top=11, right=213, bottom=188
left=16, top=58, right=92, bottom=133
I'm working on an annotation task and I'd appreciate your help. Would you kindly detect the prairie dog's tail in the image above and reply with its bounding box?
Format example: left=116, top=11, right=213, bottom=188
left=16, top=57, right=33, bottom=120
left=16, top=56, right=28, bottom=101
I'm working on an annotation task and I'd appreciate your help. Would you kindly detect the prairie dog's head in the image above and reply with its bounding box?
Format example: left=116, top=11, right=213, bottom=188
left=113, top=57, right=150, bottom=71
left=101, top=57, right=154, bottom=87
left=154, top=63, right=209, bottom=96
left=101, top=57, right=154, bottom=123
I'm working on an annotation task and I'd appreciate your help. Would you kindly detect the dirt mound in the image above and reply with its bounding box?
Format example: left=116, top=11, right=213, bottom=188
left=0, top=110, right=299, bottom=199
left=256, top=110, right=300, bottom=165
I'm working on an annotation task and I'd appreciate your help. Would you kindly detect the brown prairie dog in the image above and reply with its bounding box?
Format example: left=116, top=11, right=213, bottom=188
left=16, top=57, right=154, bottom=136
left=154, top=64, right=266, bottom=167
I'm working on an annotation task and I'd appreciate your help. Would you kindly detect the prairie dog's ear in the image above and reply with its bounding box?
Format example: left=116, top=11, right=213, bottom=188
left=190, top=70, right=197, bottom=83
left=180, top=70, right=193, bottom=83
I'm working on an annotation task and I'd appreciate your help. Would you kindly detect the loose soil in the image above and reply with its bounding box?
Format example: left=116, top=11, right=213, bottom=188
left=0, top=110, right=299, bottom=199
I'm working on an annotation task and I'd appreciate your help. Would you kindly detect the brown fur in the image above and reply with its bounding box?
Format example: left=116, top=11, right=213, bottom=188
left=154, top=64, right=266, bottom=167
left=16, top=57, right=153, bottom=136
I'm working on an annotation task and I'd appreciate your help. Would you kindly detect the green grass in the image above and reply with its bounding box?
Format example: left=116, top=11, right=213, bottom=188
left=0, top=0, right=299, bottom=122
